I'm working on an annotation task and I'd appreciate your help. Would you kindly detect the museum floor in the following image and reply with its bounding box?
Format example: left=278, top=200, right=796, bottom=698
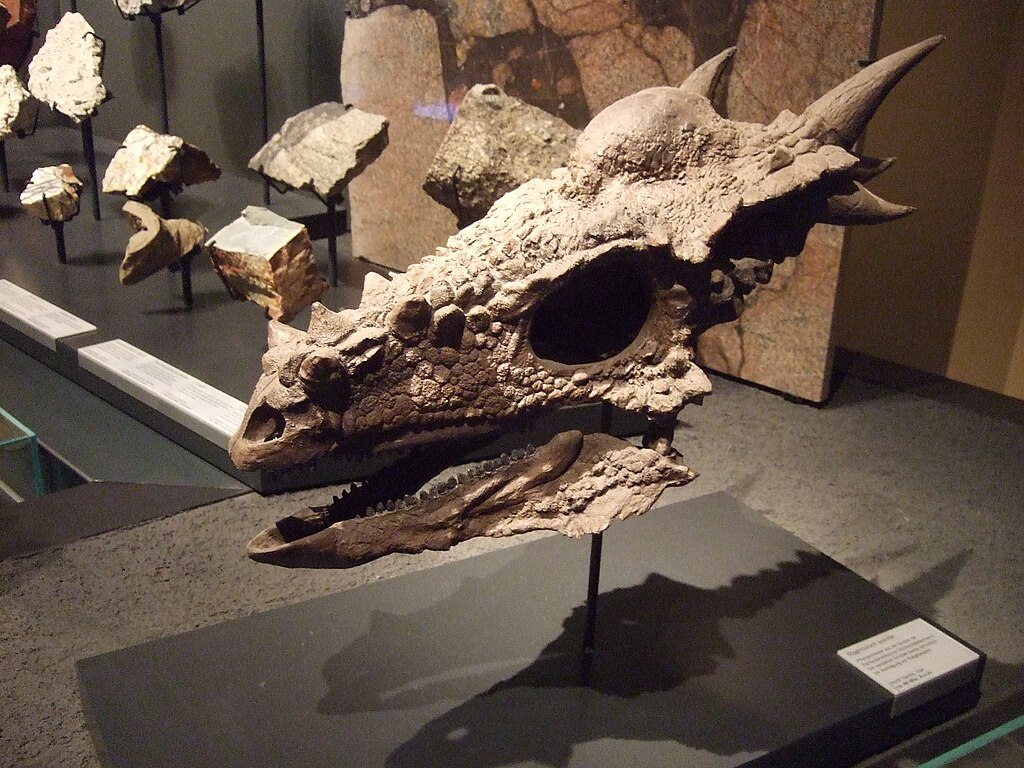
left=2, top=356, right=1023, bottom=767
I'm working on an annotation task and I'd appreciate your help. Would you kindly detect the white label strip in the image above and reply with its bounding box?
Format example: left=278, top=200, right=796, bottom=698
left=78, top=339, right=247, bottom=449
left=0, top=279, right=97, bottom=351
left=838, top=618, right=981, bottom=717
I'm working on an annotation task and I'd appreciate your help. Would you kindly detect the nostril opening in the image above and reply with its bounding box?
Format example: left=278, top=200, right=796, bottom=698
left=244, top=404, right=286, bottom=443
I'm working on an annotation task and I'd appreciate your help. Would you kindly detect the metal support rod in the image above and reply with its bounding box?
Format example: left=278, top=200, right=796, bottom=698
left=255, top=0, right=270, bottom=205
left=180, top=251, right=194, bottom=310
left=51, top=221, right=67, bottom=264
left=151, top=13, right=170, bottom=134
left=81, top=118, right=101, bottom=220
left=69, top=0, right=78, bottom=11
left=580, top=531, right=604, bottom=685
left=326, top=198, right=339, bottom=287
left=158, top=190, right=172, bottom=219
left=0, top=140, right=8, bottom=193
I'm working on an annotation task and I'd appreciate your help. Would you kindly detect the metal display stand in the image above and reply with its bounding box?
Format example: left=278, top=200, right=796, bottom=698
left=263, top=183, right=348, bottom=288
left=0, top=140, right=8, bottom=192
left=116, top=0, right=206, bottom=135
left=255, top=0, right=271, bottom=205
left=49, top=220, right=68, bottom=264
left=80, top=117, right=101, bottom=220
left=580, top=532, right=603, bottom=684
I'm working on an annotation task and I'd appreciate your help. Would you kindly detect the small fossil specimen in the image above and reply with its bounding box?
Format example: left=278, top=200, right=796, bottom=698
left=0, top=64, right=35, bottom=139
left=119, top=201, right=206, bottom=285
left=424, top=83, right=580, bottom=228
left=102, top=124, right=221, bottom=199
left=20, top=164, right=81, bottom=222
left=113, top=0, right=192, bottom=16
left=249, top=102, right=388, bottom=200
left=26, top=12, right=106, bottom=123
left=207, top=206, right=327, bottom=323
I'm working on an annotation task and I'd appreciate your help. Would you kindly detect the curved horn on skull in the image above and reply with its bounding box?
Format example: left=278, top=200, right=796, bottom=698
left=820, top=179, right=915, bottom=225
left=679, top=46, right=737, bottom=100
left=800, top=35, right=944, bottom=148
left=848, top=155, right=897, bottom=182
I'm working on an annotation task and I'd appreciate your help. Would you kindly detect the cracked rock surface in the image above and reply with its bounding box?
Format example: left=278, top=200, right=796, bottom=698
left=207, top=206, right=327, bottom=323
left=119, top=201, right=206, bottom=285
left=0, top=64, right=34, bottom=139
left=424, top=83, right=579, bottom=228
left=20, top=164, right=82, bottom=222
left=27, top=11, right=106, bottom=123
left=102, top=124, right=221, bottom=199
left=249, top=103, right=389, bottom=200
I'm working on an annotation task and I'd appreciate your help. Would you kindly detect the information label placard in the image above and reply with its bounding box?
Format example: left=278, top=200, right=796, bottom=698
left=78, top=339, right=247, bottom=449
left=838, top=618, right=981, bottom=716
left=0, top=279, right=96, bottom=350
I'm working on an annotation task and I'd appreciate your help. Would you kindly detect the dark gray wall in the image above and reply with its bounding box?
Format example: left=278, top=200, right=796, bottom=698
left=37, top=1, right=346, bottom=172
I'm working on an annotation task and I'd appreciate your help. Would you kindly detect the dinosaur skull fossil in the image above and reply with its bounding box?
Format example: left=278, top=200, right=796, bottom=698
left=231, top=37, right=942, bottom=568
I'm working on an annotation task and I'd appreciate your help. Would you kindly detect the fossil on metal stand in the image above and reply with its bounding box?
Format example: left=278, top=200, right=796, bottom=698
left=27, top=11, right=107, bottom=220
left=249, top=102, right=388, bottom=287
left=20, top=164, right=82, bottom=263
left=230, top=37, right=944, bottom=673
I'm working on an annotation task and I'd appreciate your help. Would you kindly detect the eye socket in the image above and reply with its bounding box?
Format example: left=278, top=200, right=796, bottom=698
left=298, top=348, right=350, bottom=411
left=529, top=258, right=653, bottom=366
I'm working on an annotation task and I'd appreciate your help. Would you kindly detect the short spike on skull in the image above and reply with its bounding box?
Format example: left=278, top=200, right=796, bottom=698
left=231, top=38, right=942, bottom=568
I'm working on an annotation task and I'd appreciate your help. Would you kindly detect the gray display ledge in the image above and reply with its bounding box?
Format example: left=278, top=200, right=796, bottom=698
left=77, top=493, right=984, bottom=768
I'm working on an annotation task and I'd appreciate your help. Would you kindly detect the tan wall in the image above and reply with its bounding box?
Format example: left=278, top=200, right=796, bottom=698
left=834, top=0, right=1024, bottom=398
left=946, top=5, right=1024, bottom=398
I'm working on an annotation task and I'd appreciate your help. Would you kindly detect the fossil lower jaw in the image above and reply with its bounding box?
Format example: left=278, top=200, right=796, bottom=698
left=247, top=429, right=696, bottom=568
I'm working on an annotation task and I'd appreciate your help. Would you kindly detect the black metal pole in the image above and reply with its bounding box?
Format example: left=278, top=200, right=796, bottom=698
left=51, top=221, right=67, bottom=264
left=69, top=0, right=78, bottom=11
left=151, top=13, right=170, bottom=134
left=255, top=0, right=270, bottom=205
left=326, top=198, right=339, bottom=287
left=0, top=140, right=8, bottom=193
left=81, top=117, right=101, bottom=220
left=580, top=532, right=604, bottom=685
left=158, top=189, right=172, bottom=219
left=180, top=250, right=194, bottom=310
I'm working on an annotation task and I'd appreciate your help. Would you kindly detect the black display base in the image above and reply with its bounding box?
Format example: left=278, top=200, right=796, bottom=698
left=76, top=494, right=983, bottom=768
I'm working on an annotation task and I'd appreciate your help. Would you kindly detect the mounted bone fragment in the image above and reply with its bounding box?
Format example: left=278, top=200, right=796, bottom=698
left=207, top=206, right=326, bottom=323
left=231, top=37, right=943, bottom=568
left=102, top=124, right=221, bottom=199
left=20, top=164, right=81, bottom=222
left=423, top=84, right=580, bottom=228
left=113, top=0, right=190, bottom=15
left=249, top=103, right=388, bottom=200
left=0, top=64, right=35, bottom=139
left=119, top=201, right=205, bottom=285
left=26, top=12, right=106, bottom=123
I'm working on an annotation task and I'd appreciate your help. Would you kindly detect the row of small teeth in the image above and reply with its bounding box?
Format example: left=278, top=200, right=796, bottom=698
left=360, top=445, right=536, bottom=517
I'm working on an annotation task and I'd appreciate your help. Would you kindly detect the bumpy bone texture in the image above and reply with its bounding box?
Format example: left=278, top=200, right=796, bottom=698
left=103, top=125, right=221, bottom=199
left=0, top=64, right=34, bottom=140
left=27, top=12, right=105, bottom=123
left=232, top=38, right=942, bottom=568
